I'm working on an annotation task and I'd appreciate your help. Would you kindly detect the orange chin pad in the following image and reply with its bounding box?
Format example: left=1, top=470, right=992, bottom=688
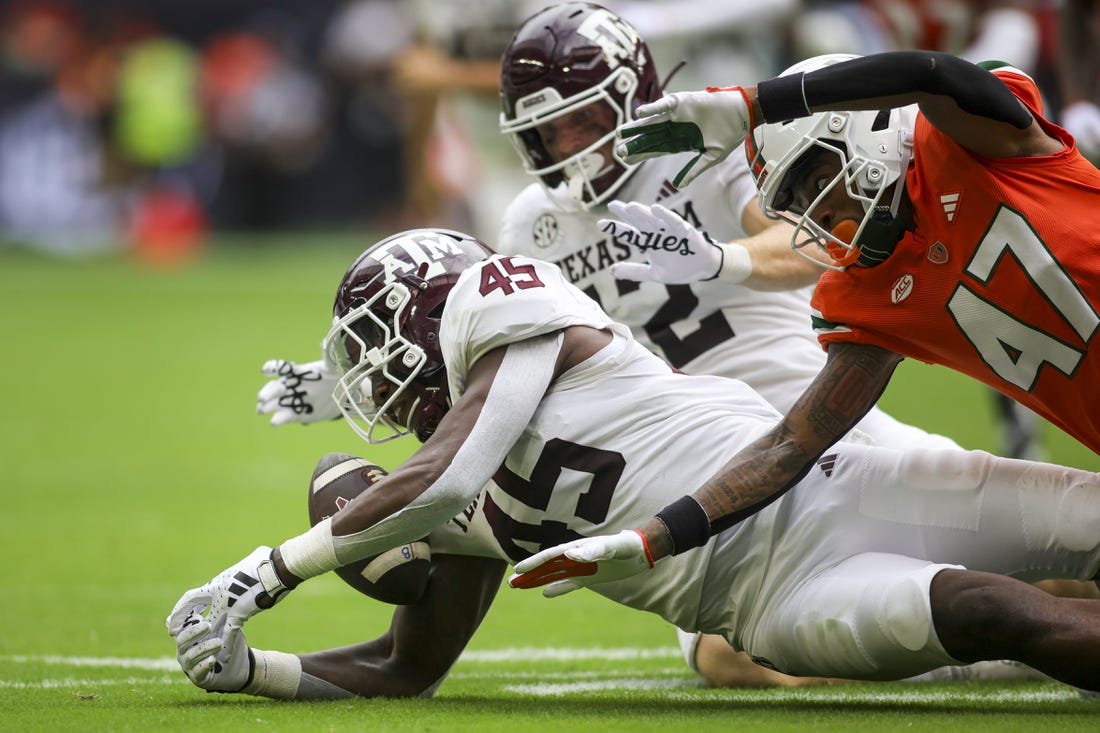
left=825, top=219, right=862, bottom=266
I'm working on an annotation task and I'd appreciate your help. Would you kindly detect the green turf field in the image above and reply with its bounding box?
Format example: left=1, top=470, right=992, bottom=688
left=1, top=237, right=1097, bottom=732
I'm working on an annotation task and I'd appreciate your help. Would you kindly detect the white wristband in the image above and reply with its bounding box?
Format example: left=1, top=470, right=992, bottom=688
left=716, top=241, right=752, bottom=284
left=279, top=517, right=339, bottom=581
left=244, top=649, right=302, bottom=699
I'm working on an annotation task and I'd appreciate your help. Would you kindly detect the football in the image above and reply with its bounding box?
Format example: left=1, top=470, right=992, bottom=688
left=307, top=452, right=431, bottom=604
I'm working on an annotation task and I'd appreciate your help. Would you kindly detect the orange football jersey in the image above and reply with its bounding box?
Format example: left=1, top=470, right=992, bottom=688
left=812, top=69, right=1100, bottom=452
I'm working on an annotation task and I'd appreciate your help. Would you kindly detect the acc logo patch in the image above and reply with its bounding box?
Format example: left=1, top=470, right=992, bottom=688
left=927, top=241, right=949, bottom=264
left=532, top=213, right=560, bottom=249
left=891, top=274, right=914, bottom=304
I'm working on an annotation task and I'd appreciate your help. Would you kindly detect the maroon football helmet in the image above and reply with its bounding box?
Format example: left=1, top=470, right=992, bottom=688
left=500, top=2, right=661, bottom=208
left=323, top=229, right=494, bottom=443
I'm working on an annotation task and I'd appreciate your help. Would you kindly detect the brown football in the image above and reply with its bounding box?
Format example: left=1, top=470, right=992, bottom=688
left=307, top=452, right=431, bottom=604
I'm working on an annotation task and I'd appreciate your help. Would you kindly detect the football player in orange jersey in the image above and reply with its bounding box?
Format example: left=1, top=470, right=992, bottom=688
left=511, top=52, right=1100, bottom=666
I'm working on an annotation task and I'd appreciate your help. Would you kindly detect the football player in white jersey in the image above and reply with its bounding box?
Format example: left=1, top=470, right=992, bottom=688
left=250, top=2, right=1035, bottom=689
left=168, top=228, right=1100, bottom=699
left=495, top=2, right=971, bottom=686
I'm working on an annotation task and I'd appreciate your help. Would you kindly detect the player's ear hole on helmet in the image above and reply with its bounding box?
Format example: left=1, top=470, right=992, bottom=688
left=423, top=301, right=446, bottom=337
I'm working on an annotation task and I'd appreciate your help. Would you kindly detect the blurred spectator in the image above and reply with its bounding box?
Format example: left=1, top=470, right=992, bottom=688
left=607, top=0, right=799, bottom=88
left=0, top=0, right=413, bottom=251
left=0, top=1, right=124, bottom=254
left=389, top=0, right=536, bottom=240
left=1058, top=0, right=1100, bottom=163
left=318, top=0, right=413, bottom=229
left=790, top=1, right=1042, bottom=73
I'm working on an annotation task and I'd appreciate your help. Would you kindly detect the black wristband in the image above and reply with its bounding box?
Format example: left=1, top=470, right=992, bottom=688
left=655, top=495, right=711, bottom=555
left=757, top=73, right=810, bottom=123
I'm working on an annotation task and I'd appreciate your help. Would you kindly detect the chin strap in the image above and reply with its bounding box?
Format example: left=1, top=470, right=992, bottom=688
left=855, top=209, right=907, bottom=267
left=856, top=129, right=913, bottom=268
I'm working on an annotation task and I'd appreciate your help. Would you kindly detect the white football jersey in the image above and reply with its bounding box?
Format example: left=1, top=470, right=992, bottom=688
left=434, top=254, right=785, bottom=631
left=429, top=255, right=1100, bottom=678
left=496, top=149, right=958, bottom=451
left=498, top=150, right=827, bottom=410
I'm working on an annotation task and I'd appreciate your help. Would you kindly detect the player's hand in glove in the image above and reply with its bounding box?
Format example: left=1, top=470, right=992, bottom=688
left=167, top=546, right=293, bottom=638
left=507, top=530, right=655, bottom=598
left=615, top=86, right=756, bottom=188
left=257, top=358, right=341, bottom=427
left=169, top=609, right=254, bottom=693
left=603, top=201, right=752, bottom=284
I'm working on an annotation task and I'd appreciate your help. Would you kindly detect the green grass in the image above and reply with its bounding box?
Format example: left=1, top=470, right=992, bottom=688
left=1, top=236, right=1096, bottom=731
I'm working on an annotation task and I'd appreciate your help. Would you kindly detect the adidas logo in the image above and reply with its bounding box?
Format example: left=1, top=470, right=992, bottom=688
left=816, top=453, right=838, bottom=477
left=226, top=571, right=259, bottom=608
left=940, top=192, right=961, bottom=222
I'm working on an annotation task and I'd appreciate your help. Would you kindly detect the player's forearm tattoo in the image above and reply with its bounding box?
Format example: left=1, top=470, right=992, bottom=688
left=811, top=344, right=896, bottom=441
left=699, top=344, right=899, bottom=534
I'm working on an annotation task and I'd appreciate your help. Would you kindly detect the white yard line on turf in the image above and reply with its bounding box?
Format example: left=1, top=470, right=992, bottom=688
left=0, top=647, right=683, bottom=671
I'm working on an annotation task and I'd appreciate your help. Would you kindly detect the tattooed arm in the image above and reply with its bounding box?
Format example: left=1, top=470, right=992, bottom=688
left=642, top=342, right=903, bottom=559
left=505, top=342, right=903, bottom=592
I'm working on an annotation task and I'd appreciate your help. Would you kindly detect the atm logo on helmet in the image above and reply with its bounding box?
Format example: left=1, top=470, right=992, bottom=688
left=375, top=233, right=465, bottom=284
left=577, top=9, right=641, bottom=69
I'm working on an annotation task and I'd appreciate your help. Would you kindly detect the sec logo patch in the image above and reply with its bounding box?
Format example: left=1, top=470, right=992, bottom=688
left=532, top=213, right=560, bottom=249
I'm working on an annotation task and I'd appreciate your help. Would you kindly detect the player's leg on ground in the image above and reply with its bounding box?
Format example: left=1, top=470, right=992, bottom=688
left=930, top=568, right=1100, bottom=690
left=678, top=630, right=837, bottom=687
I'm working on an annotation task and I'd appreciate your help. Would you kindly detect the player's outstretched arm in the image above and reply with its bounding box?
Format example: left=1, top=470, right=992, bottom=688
left=169, top=340, right=549, bottom=659
left=647, top=342, right=903, bottom=558
left=614, top=51, right=1057, bottom=181
left=172, top=553, right=506, bottom=699
left=510, top=342, right=902, bottom=590
left=297, top=554, right=507, bottom=698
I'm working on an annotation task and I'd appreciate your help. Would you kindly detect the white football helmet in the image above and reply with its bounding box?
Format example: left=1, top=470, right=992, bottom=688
left=747, top=54, right=916, bottom=270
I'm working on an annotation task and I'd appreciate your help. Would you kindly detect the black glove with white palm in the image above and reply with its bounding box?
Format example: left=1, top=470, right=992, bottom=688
left=604, top=201, right=752, bottom=285
left=257, top=358, right=341, bottom=426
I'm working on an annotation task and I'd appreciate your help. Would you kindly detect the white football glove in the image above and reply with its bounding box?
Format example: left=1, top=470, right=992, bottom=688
left=507, top=530, right=655, bottom=598
left=1062, top=100, right=1100, bottom=162
left=170, top=609, right=253, bottom=693
left=603, top=201, right=751, bottom=285
left=615, top=86, right=756, bottom=188
left=167, top=546, right=291, bottom=640
left=257, top=358, right=341, bottom=427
